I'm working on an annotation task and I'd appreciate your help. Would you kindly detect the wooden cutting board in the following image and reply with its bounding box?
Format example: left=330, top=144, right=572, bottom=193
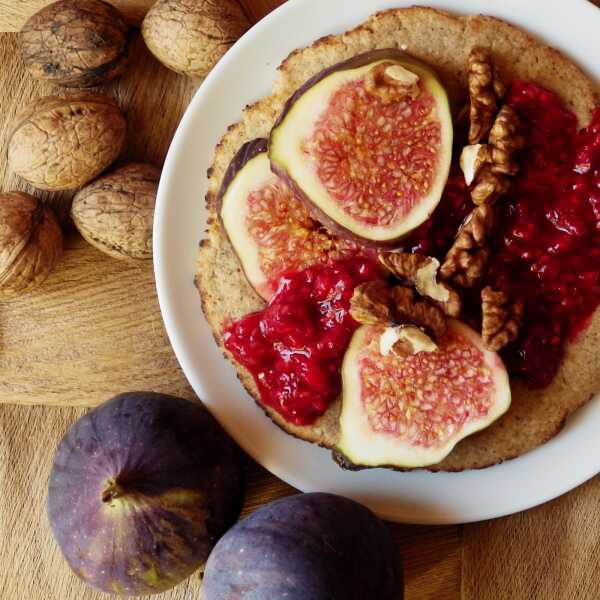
left=0, top=30, right=197, bottom=406
left=0, top=0, right=283, bottom=30
left=0, top=403, right=462, bottom=599
left=0, top=6, right=459, bottom=599
left=0, top=2, right=599, bottom=599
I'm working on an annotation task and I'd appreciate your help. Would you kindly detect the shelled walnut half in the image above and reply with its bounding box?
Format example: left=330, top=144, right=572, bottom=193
left=488, top=105, right=525, bottom=176
left=349, top=280, right=394, bottom=325
left=379, top=325, right=438, bottom=357
left=350, top=281, right=447, bottom=339
left=364, top=62, right=421, bottom=103
left=440, top=204, right=495, bottom=288
left=351, top=280, right=444, bottom=358
left=467, top=46, right=505, bottom=144
left=481, top=286, right=524, bottom=351
left=462, top=105, right=525, bottom=205
left=378, top=252, right=461, bottom=317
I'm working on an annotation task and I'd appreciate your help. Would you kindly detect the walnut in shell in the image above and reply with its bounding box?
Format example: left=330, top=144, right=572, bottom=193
left=8, top=94, right=127, bottom=191
left=71, top=163, right=160, bottom=260
left=0, top=192, right=63, bottom=298
left=20, top=0, right=129, bottom=88
left=141, top=0, right=250, bottom=77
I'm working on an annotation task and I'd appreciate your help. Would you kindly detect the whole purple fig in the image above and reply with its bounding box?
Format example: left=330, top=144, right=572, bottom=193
left=202, top=492, right=403, bottom=599
left=47, top=392, right=243, bottom=595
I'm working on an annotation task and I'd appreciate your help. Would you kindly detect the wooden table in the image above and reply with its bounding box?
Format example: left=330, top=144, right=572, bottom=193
left=0, top=2, right=599, bottom=599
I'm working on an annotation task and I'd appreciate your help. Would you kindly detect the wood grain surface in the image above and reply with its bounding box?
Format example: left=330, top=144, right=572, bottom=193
left=0, top=0, right=154, bottom=28
left=0, top=1, right=598, bottom=599
left=239, top=0, right=285, bottom=21
left=0, top=0, right=286, bottom=29
left=463, top=476, right=600, bottom=599
left=0, top=32, right=197, bottom=404
left=0, top=403, right=461, bottom=600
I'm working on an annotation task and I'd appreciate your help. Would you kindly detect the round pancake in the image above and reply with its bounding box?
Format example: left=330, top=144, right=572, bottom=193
left=196, top=7, right=600, bottom=471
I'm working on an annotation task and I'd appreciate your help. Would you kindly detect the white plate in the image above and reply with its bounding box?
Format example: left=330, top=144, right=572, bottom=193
left=154, top=0, right=600, bottom=524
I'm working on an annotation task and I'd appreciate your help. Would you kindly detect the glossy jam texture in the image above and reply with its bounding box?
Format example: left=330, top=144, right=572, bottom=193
left=490, top=84, right=600, bottom=386
left=404, top=82, right=600, bottom=388
left=224, top=83, right=600, bottom=425
left=223, top=257, right=382, bottom=425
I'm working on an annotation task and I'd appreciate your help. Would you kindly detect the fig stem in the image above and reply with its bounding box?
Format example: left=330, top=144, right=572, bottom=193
left=101, top=479, right=126, bottom=504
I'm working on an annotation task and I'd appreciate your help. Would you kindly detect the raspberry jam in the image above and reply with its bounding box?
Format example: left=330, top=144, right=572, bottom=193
left=411, top=82, right=600, bottom=388
left=403, top=164, right=472, bottom=256
left=489, top=84, right=600, bottom=386
left=224, top=82, right=600, bottom=424
left=223, top=257, right=382, bottom=425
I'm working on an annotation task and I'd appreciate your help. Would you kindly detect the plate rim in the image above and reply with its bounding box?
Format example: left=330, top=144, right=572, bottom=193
left=154, top=0, right=600, bottom=524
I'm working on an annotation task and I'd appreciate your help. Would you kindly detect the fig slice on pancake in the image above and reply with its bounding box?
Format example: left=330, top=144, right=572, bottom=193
left=198, top=6, right=600, bottom=472
left=269, top=49, right=453, bottom=246
left=219, top=138, right=370, bottom=300
left=336, top=320, right=511, bottom=469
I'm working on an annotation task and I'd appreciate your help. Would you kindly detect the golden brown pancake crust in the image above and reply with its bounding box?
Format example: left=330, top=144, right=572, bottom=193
left=196, top=7, right=600, bottom=471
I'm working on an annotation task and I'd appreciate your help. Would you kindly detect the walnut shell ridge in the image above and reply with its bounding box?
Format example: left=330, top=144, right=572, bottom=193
left=8, top=94, right=127, bottom=192
left=71, top=163, right=161, bottom=260
left=20, top=0, right=129, bottom=88
left=141, top=0, right=250, bottom=77
left=0, top=192, right=63, bottom=298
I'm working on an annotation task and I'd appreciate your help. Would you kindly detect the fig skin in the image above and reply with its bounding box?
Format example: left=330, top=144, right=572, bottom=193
left=215, top=138, right=268, bottom=216
left=270, top=48, right=452, bottom=248
left=202, top=492, right=402, bottom=600
left=20, top=0, right=129, bottom=88
left=47, top=392, right=244, bottom=596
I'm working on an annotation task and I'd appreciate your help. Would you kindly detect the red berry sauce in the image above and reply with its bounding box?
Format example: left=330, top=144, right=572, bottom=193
left=488, top=83, right=600, bottom=387
left=411, top=82, right=600, bottom=388
left=223, top=257, right=382, bottom=425
left=223, top=82, right=600, bottom=424
left=403, top=164, right=472, bottom=256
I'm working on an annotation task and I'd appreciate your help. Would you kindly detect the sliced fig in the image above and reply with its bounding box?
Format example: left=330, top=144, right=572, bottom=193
left=219, top=138, right=370, bottom=300
left=270, top=49, right=453, bottom=246
left=336, top=320, right=510, bottom=469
